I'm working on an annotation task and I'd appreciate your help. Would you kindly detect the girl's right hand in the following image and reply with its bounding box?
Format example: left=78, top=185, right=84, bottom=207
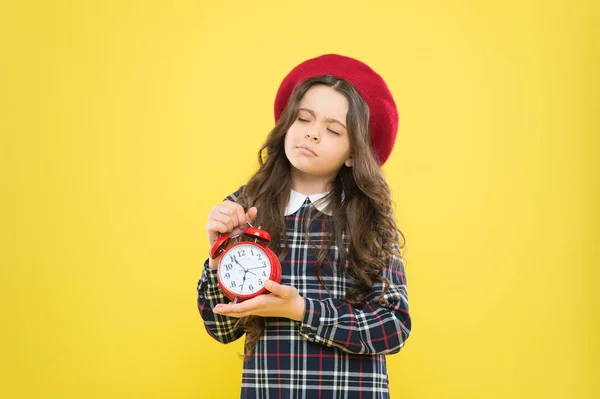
left=206, top=201, right=258, bottom=269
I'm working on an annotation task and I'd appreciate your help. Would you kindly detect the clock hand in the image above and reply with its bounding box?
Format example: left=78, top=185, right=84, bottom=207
left=232, top=257, right=257, bottom=282
left=234, top=259, right=257, bottom=276
left=240, top=273, right=247, bottom=292
left=234, top=258, right=249, bottom=272
left=240, top=267, right=257, bottom=293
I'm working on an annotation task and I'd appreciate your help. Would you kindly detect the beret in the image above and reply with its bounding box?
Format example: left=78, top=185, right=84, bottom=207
left=274, top=54, right=399, bottom=165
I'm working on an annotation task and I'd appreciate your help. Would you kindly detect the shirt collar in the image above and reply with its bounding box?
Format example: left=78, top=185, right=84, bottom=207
left=284, top=189, right=332, bottom=216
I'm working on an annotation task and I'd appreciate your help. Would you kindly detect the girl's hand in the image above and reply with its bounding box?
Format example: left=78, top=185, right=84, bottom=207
left=212, top=280, right=306, bottom=322
left=206, top=201, right=257, bottom=269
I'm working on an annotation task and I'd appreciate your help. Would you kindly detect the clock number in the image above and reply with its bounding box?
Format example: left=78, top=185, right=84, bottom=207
left=262, top=271, right=267, bottom=277
left=248, top=284, right=254, bottom=291
left=225, top=272, right=230, bottom=279
left=225, top=263, right=233, bottom=271
left=230, top=281, right=236, bottom=288
left=261, top=261, right=266, bottom=267
left=229, top=254, right=236, bottom=263
left=237, top=249, right=246, bottom=257
left=250, top=249, right=254, bottom=256
left=258, top=279, right=263, bottom=286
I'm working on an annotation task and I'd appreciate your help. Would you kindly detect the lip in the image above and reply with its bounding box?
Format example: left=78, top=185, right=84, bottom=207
left=296, top=145, right=317, bottom=156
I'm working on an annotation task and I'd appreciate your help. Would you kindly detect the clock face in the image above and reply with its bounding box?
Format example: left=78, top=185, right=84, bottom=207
left=218, top=243, right=272, bottom=296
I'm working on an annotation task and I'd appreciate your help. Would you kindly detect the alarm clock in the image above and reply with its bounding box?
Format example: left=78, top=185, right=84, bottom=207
left=209, top=224, right=281, bottom=303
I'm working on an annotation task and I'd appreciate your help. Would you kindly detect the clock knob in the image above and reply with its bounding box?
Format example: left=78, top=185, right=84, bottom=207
left=209, top=235, right=231, bottom=259
left=243, top=227, right=271, bottom=243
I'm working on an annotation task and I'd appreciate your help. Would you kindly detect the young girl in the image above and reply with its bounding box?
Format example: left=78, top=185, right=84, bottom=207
left=197, top=54, right=411, bottom=399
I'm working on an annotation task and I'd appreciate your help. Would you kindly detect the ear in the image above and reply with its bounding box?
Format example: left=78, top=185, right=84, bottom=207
left=344, top=156, right=353, bottom=167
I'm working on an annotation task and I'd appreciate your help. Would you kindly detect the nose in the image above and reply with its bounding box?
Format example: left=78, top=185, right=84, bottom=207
left=305, top=131, right=320, bottom=143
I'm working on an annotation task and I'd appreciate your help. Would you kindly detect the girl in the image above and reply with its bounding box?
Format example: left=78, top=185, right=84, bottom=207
left=197, top=54, right=411, bottom=399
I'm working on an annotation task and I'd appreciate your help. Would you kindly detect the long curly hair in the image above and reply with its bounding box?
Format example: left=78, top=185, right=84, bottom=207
left=233, top=74, right=406, bottom=359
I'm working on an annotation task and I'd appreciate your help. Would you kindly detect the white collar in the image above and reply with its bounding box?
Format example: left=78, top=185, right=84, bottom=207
left=285, top=189, right=331, bottom=216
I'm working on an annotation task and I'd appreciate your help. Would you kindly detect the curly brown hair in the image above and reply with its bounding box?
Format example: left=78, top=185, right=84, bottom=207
left=233, top=74, right=406, bottom=359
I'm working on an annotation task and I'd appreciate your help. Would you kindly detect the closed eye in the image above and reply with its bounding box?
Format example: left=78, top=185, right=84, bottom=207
left=298, top=116, right=339, bottom=134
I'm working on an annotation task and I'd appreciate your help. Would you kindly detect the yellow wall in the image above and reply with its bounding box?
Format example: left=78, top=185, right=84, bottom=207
left=1, top=1, right=598, bottom=398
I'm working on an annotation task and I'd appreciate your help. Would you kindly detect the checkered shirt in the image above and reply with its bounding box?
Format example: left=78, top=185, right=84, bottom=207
left=197, top=187, right=411, bottom=398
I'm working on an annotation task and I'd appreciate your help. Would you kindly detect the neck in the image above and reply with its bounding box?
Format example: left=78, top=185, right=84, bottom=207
left=290, top=169, right=333, bottom=195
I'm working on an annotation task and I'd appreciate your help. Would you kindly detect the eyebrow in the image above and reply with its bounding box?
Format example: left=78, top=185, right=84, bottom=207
left=299, top=108, right=347, bottom=130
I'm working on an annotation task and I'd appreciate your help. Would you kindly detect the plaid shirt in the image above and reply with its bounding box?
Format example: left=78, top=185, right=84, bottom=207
left=197, top=187, right=411, bottom=399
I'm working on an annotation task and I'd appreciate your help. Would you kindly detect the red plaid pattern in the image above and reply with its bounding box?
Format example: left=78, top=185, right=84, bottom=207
left=197, top=187, right=411, bottom=398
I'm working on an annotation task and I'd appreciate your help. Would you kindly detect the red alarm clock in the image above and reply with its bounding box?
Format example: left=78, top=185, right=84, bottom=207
left=209, top=223, right=281, bottom=303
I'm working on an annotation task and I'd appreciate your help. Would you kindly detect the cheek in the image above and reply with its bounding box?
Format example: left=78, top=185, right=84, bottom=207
left=336, top=139, right=352, bottom=161
left=287, top=123, right=302, bottom=137
left=283, top=131, right=293, bottom=156
left=285, top=124, right=304, bottom=145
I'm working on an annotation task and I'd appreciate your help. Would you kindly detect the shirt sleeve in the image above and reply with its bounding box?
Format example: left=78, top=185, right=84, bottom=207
left=196, top=259, right=244, bottom=343
left=195, top=185, right=246, bottom=344
left=296, top=253, right=411, bottom=355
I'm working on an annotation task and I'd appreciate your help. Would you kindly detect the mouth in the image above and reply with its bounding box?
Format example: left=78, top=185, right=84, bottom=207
left=297, top=145, right=317, bottom=156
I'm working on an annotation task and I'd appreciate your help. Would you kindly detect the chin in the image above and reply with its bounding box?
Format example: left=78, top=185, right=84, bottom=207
left=288, top=159, right=317, bottom=175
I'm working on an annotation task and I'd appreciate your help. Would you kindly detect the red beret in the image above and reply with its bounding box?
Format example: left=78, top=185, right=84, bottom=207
left=274, top=54, right=399, bottom=165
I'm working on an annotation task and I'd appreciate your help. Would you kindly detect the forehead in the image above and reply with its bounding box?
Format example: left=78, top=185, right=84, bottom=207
left=298, top=85, right=348, bottom=121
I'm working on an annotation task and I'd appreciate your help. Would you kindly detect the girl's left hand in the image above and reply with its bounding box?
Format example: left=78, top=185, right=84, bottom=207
left=213, top=280, right=305, bottom=321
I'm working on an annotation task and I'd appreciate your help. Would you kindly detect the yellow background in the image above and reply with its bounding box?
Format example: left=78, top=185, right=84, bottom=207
left=1, top=0, right=598, bottom=398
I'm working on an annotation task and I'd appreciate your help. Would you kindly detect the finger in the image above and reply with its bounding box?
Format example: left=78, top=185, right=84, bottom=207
left=221, top=201, right=246, bottom=229
left=209, top=211, right=236, bottom=233
left=209, top=206, right=235, bottom=232
left=206, top=224, right=228, bottom=249
left=212, top=304, right=254, bottom=318
left=208, top=204, right=237, bottom=231
left=246, top=206, right=258, bottom=224
left=213, top=311, right=248, bottom=319
left=213, top=301, right=255, bottom=316
left=206, top=220, right=229, bottom=240
left=263, top=280, right=288, bottom=298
